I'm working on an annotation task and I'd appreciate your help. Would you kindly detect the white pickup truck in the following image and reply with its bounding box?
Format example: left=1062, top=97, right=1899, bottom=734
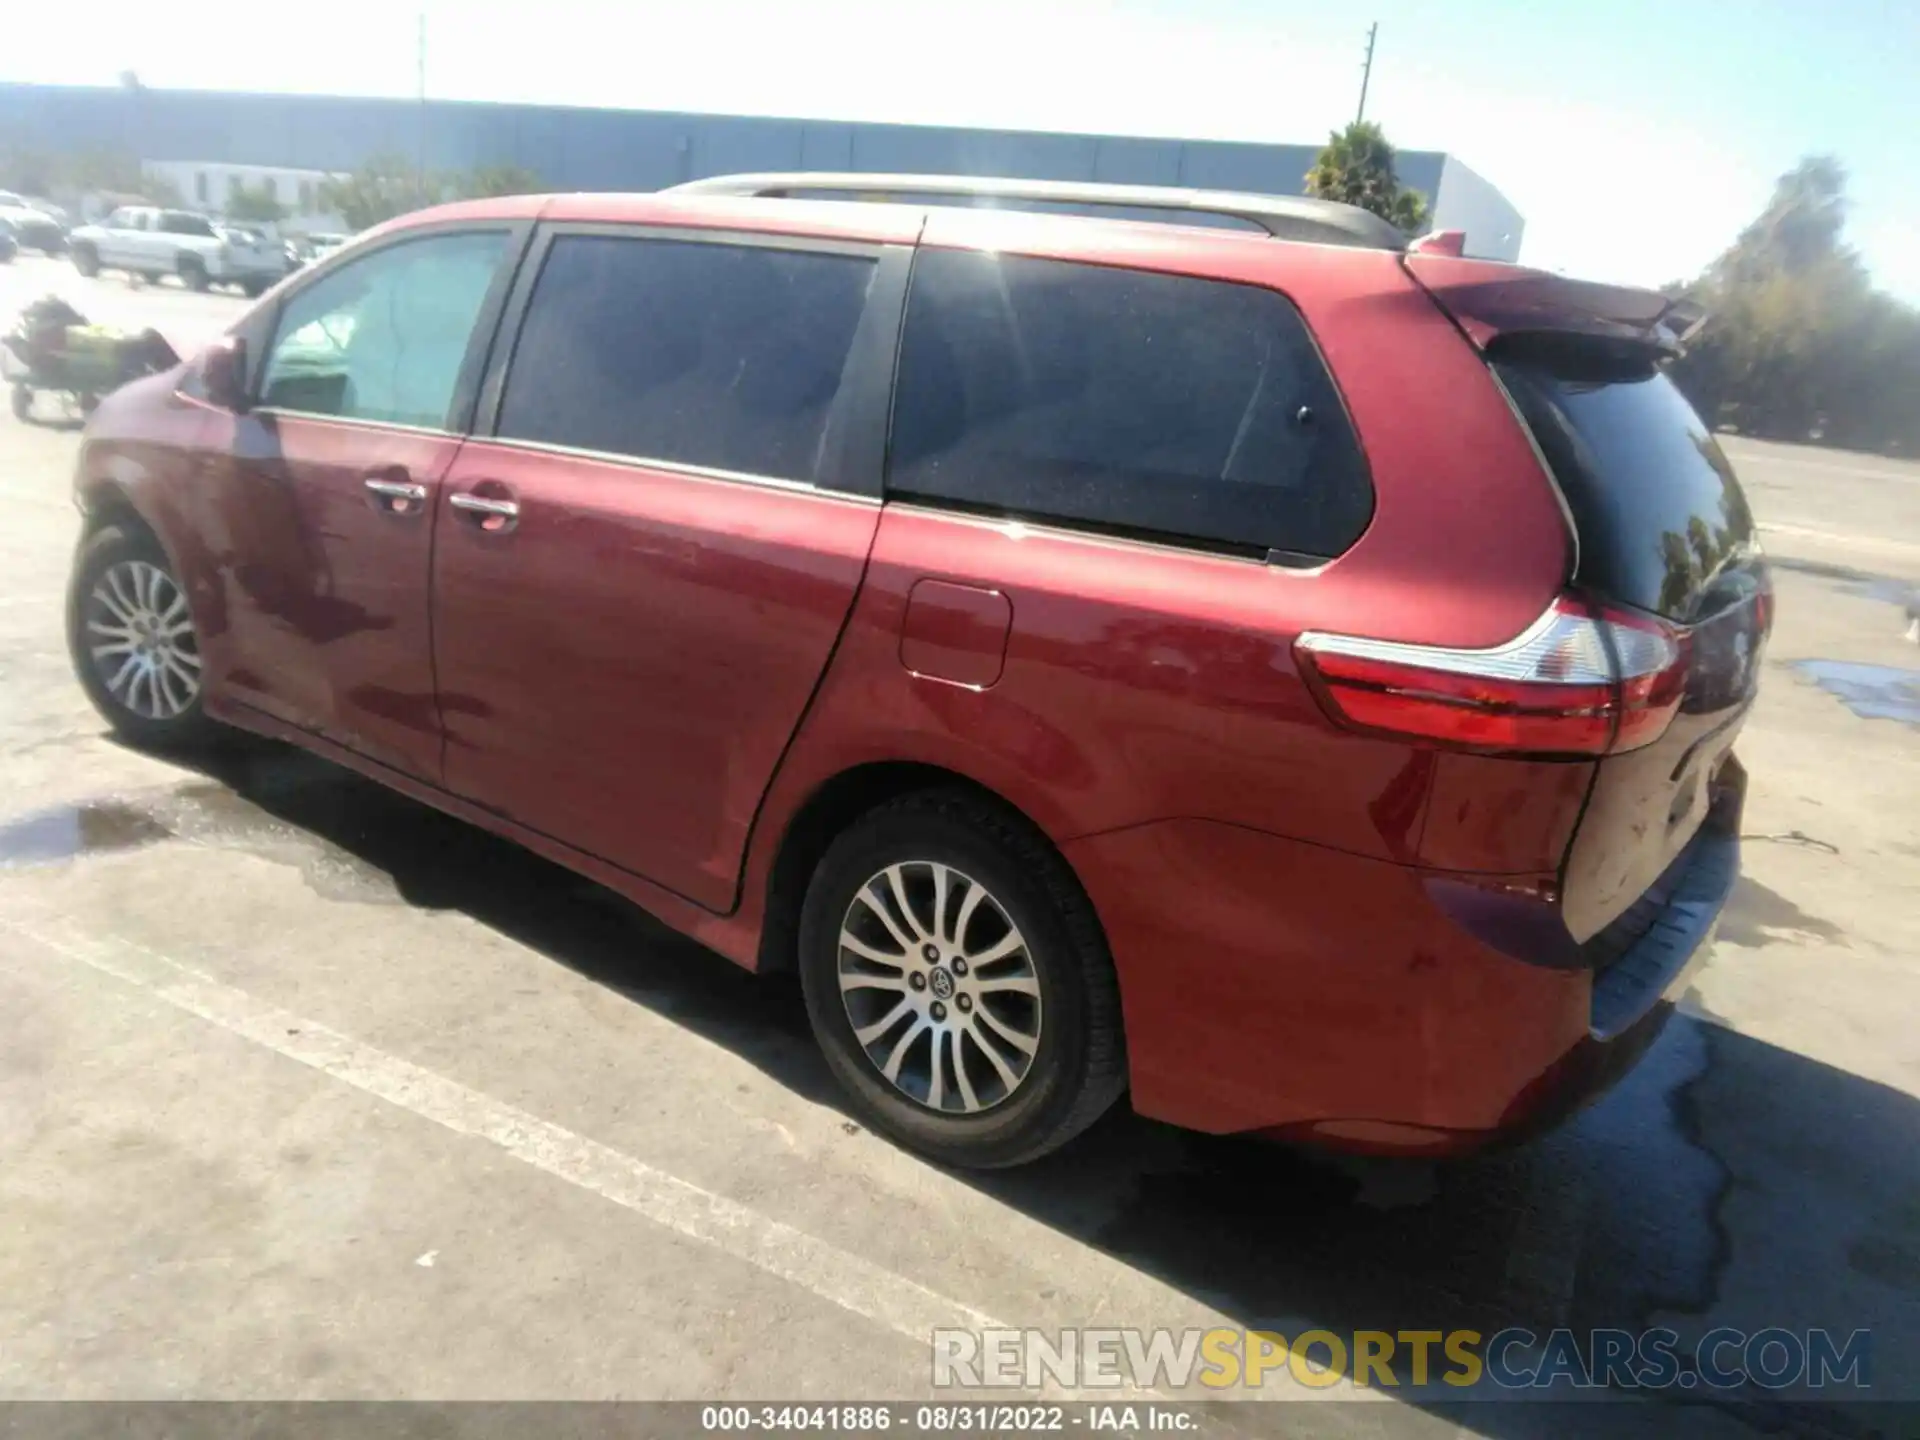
left=67, top=207, right=287, bottom=296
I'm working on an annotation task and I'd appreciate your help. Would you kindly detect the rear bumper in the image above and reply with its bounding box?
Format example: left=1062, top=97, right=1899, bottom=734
left=1587, top=814, right=1737, bottom=1042
left=1062, top=761, right=1744, bottom=1155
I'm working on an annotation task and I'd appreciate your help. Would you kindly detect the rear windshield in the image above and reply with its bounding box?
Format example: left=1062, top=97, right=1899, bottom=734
left=1495, top=353, right=1756, bottom=621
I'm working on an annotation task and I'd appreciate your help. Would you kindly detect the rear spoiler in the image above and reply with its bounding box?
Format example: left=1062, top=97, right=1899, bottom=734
left=1404, top=254, right=1708, bottom=359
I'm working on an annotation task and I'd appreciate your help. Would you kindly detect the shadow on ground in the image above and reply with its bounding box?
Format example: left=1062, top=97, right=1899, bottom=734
left=9, top=737, right=1915, bottom=1438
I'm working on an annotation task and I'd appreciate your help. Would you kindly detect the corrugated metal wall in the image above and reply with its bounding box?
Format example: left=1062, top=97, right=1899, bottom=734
left=0, top=83, right=1519, bottom=253
left=0, top=84, right=1443, bottom=196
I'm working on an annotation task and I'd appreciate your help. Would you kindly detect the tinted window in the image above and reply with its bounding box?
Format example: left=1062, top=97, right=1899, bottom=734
left=888, top=250, right=1371, bottom=558
left=1495, top=355, right=1757, bottom=620
left=259, top=230, right=508, bottom=428
left=496, top=235, right=877, bottom=484
left=161, top=212, right=216, bottom=238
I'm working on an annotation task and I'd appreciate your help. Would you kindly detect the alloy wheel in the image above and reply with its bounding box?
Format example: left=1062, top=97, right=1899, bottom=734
left=84, top=559, right=201, bottom=720
left=837, top=860, right=1042, bottom=1114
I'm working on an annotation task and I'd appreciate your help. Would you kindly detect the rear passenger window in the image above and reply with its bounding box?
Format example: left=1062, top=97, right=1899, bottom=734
left=496, top=236, right=877, bottom=485
left=889, top=250, right=1371, bottom=558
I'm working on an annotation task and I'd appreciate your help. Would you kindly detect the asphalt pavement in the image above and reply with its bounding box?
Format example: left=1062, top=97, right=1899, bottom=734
left=0, top=253, right=1914, bottom=1437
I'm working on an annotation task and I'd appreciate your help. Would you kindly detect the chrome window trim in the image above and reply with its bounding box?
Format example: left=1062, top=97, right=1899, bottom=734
left=883, top=500, right=1330, bottom=573
left=472, top=434, right=883, bottom=505
left=252, top=406, right=457, bottom=440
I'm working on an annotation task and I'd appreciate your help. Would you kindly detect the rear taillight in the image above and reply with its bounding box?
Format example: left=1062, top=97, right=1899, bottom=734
left=1296, top=597, right=1687, bottom=757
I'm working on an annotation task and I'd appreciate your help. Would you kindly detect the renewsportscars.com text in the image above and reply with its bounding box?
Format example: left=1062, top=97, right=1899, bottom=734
left=931, top=1326, right=1872, bottom=1393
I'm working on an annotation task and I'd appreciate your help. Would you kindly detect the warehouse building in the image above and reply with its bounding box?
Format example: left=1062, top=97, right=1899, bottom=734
left=0, top=82, right=1524, bottom=258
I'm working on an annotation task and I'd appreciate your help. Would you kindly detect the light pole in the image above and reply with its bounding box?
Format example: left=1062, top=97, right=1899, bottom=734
left=1356, top=23, right=1378, bottom=125
left=416, top=12, right=428, bottom=204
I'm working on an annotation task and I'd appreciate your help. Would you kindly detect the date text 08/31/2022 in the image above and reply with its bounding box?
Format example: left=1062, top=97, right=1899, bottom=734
left=700, top=1405, right=1195, bottom=1432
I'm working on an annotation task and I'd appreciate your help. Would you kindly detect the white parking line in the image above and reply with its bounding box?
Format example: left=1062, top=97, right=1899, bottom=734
left=1758, top=521, right=1920, bottom=559
left=0, top=907, right=1007, bottom=1352
left=1733, top=450, right=1919, bottom=484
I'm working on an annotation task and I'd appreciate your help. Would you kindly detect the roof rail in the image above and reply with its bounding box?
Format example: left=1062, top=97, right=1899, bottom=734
left=667, top=172, right=1409, bottom=251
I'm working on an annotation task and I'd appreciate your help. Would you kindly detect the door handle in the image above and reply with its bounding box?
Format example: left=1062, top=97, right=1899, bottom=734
left=449, top=493, right=520, bottom=519
left=364, top=477, right=427, bottom=501
left=363, top=472, right=427, bottom=516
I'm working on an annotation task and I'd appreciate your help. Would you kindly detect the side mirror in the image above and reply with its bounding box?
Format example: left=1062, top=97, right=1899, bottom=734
left=201, top=336, right=250, bottom=413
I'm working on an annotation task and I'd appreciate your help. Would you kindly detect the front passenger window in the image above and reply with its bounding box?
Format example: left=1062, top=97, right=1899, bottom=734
left=258, top=231, right=509, bottom=429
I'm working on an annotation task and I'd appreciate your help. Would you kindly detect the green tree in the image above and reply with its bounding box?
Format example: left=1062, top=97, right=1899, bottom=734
left=1302, top=121, right=1429, bottom=233
left=1668, top=155, right=1920, bottom=455
left=318, top=155, right=443, bottom=231
left=453, top=164, right=543, bottom=199
left=1712, top=156, right=1852, bottom=285
left=225, top=178, right=286, bottom=224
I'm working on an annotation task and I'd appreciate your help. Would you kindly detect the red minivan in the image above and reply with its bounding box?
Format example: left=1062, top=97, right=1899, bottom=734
left=65, top=175, right=1770, bottom=1168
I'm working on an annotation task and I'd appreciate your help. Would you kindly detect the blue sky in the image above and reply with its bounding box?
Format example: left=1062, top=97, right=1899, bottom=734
left=6, top=0, right=1916, bottom=298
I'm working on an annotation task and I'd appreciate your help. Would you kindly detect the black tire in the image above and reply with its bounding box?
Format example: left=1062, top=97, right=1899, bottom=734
left=67, top=523, right=219, bottom=751
left=177, top=255, right=210, bottom=292
left=71, top=242, right=100, bottom=277
left=798, top=789, right=1126, bottom=1168
left=240, top=276, right=269, bottom=299
left=9, top=383, right=29, bottom=422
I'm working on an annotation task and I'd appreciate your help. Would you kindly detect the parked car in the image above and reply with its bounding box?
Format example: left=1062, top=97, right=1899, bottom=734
left=66, top=207, right=285, bottom=295
left=282, top=232, right=350, bottom=271
left=62, top=175, right=1772, bottom=1168
left=0, top=192, right=65, bottom=254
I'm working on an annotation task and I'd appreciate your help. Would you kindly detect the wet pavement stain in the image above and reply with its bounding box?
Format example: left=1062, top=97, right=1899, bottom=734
left=976, top=1012, right=1739, bottom=1364
left=129, top=744, right=827, bottom=1059
left=0, top=802, right=172, bottom=869
left=1793, top=659, right=1920, bottom=725
left=1717, top=878, right=1847, bottom=948
left=1850, top=575, right=1920, bottom=611
left=138, top=773, right=409, bottom=907
left=1769, top=555, right=1919, bottom=614
left=1560, top=1016, right=1733, bottom=1331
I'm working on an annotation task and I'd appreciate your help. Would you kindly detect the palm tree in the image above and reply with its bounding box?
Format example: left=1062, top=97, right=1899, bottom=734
left=1303, top=122, right=1428, bottom=233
